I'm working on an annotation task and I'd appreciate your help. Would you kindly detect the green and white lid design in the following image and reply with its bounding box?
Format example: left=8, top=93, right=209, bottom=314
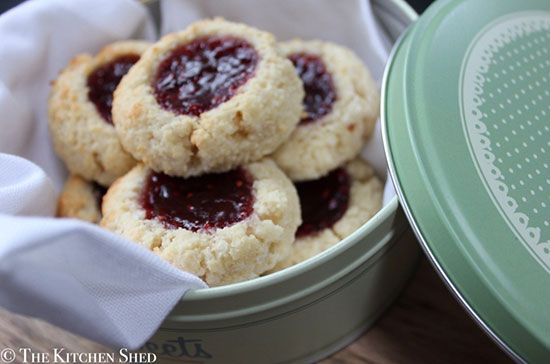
left=383, top=0, right=550, bottom=363
left=461, top=12, right=550, bottom=272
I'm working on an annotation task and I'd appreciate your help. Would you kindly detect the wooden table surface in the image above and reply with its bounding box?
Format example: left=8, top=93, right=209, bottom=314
left=0, top=256, right=512, bottom=363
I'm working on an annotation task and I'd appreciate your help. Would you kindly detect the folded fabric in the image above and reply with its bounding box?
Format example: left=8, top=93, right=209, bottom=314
left=0, top=0, right=207, bottom=350
left=0, top=0, right=395, bottom=351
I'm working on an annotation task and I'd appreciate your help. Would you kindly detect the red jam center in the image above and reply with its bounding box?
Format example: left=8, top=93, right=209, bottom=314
left=153, top=36, right=259, bottom=117
left=289, top=53, right=336, bottom=125
left=92, top=182, right=107, bottom=211
left=295, top=168, right=350, bottom=238
left=87, top=54, right=140, bottom=124
left=140, top=168, right=254, bottom=232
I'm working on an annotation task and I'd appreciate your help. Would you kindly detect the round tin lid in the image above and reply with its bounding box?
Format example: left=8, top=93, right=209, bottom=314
left=382, top=0, right=550, bottom=362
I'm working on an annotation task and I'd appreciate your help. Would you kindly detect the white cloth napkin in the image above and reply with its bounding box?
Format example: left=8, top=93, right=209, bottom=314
left=0, top=0, right=396, bottom=351
left=0, top=0, right=207, bottom=350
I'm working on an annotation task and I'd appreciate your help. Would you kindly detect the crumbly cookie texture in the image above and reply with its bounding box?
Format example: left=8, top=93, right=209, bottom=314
left=269, top=158, right=382, bottom=272
left=57, top=175, right=104, bottom=224
left=272, top=40, right=380, bottom=181
left=48, top=41, right=151, bottom=186
left=112, top=18, right=304, bottom=177
left=101, top=159, right=301, bottom=287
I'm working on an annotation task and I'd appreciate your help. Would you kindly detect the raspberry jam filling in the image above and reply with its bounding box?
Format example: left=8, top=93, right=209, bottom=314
left=91, top=182, right=107, bottom=210
left=153, top=36, right=259, bottom=116
left=87, top=54, right=140, bottom=124
left=289, top=53, right=336, bottom=125
left=140, top=168, right=254, bottom=232
left=295, top=168, right=350, bottom=238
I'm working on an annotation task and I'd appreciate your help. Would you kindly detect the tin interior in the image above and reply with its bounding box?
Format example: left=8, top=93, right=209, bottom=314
left=147, top=4, right=421, bottom=363
left=155, top=0, right=419, bottom=298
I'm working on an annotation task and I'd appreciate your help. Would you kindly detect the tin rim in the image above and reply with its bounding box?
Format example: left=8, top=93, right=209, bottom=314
left=380, top=24, right=524, bottom=364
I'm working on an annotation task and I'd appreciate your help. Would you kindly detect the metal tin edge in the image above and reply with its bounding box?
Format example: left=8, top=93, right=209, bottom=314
left=380, top=0, right=419, bottom=22
left=380, top=23, right=525, bottom=364
left=161, top=225, right=412, bottom=324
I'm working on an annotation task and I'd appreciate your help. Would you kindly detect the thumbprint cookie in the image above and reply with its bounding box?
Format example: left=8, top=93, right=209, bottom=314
left=112, top=18, right=304, bottom=177
left=48, top=41, right=151, bottom=186
left=272, top=40, right=379, bottom=181
left=269, top=158, right=382, bottom=272
left=57, top=175, right=107, bottom=224
left=101, top=159, right=301, bottom=287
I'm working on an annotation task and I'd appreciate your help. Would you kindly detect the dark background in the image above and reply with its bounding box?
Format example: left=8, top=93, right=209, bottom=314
left=1, top=0, right=435, bottom=16
left=406, top=0, right=435, bottom=13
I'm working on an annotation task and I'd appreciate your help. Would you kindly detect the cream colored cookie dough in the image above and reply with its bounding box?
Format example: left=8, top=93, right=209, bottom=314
left=48, top=41, right=150, bottom=186
left=57, top=175, right=106, bottom=224
left=112, top=18, right=303, bottom=177
left=270, top=158, right=382, bottom=272
left=272, top=40, right=379, bottom=181
left=101, top=159, right=301, bottom=287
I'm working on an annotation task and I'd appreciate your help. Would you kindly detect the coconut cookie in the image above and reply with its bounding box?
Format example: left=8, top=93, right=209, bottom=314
left=269, top=158, right=382, bottom=272
left=101, top=159, right=301, bottom=286
left=272, top=40, right=379, bottom=181
left=57, top=175, right=107, bottom=224
left=113, top=18, right=303, bottom=177
left=48, top=40, right=151, bottom=186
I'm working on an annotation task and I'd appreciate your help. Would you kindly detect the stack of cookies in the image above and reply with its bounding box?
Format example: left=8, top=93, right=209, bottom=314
left=49, top=19, right=382, bottom=287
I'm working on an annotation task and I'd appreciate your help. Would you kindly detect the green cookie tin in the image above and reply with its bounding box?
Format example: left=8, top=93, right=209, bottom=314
left=382, top=0, right=550, bottom=362
left=142, top=1, right=421, bottom=363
